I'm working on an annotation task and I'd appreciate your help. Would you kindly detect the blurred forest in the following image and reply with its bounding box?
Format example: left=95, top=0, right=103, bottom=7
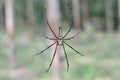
left=0, top=0, right=120, bottom=80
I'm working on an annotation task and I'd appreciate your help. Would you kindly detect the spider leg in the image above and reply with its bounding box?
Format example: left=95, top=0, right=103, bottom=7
left=45, top=43, right=58, bottom=72
left=36, top=41, right=57, bottom=55
left=64, top=31, right=80, bottom=40
left=44, top=6, right=58, bottom=39
left=46, top=21, right=58, bottom=39
left=62, top=43, right=69, bottom=71
left=63, top=41, right=84, bottom=56
left=63, top=21, right=73, bottom=38
left=39, top=32, right=57, bottom=40
left=45, top=36, right=57, bottom=40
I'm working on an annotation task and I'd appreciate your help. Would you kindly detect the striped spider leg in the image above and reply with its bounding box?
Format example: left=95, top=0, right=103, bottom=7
left=36, top=20, right=84, bottom=72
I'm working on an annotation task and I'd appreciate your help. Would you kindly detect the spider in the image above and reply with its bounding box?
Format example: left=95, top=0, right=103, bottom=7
left=36, top=19, right=84, bottom=72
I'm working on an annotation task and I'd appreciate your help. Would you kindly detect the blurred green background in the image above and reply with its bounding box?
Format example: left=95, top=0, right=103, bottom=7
left=0, top=0, right=120, bottom=80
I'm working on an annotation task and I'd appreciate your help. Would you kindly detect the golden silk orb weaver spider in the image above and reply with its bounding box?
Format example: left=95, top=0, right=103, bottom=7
left=36, top=17, right=84, bottom=72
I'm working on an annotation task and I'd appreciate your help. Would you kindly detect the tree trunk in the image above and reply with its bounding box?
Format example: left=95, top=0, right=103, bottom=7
left=105, top=0, right=114, bottom=33
left=81, top=0, right=91, bottom=31
left=0, top=0, right=4, bottom=29
left=118, top=0, right=120, bottom=32
left=46, top=0, right=61, bottom=80
left=72, top=0, right=81, bottom=29
left=26, top=0, right=35, bottom=37
left=5, top=0, right=16, bottom=68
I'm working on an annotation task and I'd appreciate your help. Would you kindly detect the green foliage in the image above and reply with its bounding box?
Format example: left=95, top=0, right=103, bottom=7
left=15, top=0, right=26, bottom=21
left=88, top=0, right=105, bottom=17
left=0, top=30, right=120, bottom=79
left=33, top=0, right=45, bottom=23
left=13, top=0, right=119, bottom=31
